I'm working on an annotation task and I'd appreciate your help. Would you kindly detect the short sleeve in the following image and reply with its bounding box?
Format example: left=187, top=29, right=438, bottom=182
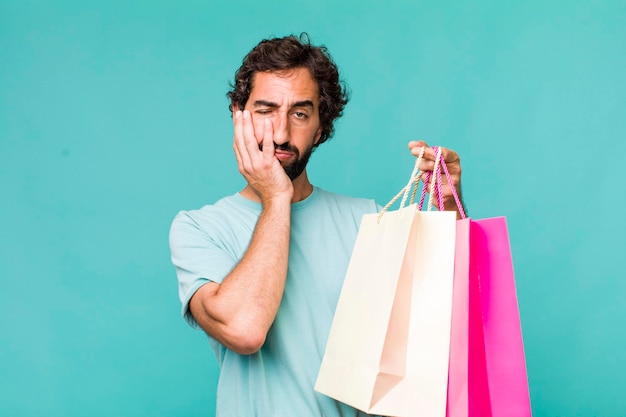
left=169, top=211, right=237, bottom=329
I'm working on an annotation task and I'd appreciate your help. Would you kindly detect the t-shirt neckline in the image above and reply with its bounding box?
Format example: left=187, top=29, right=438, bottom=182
left=232, top=186, right=321, bottom=212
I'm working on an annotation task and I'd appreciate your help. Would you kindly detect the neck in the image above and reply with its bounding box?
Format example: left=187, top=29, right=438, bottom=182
left=240, top=170, right=314, bottom=204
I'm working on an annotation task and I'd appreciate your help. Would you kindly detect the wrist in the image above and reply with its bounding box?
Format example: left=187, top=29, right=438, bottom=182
left=261, top=191, right=293, bottom=208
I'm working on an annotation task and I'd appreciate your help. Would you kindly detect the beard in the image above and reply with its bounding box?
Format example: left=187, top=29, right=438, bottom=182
left=261, top=142, right=315, bottom=181
left=280, top=143, right=314, bottom=180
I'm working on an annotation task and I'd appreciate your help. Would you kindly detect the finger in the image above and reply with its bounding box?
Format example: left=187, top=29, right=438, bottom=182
left=408, top=140, right=428, bottom=156
left=419, top=158, right=433, bottom=168
left=418, top=149, right=447, bottom=173
left=261, top=118, right=274, bottom=161
left=242, top=110, right=260, bottom=156
left=420, top=167, right=459, bottom=188
left=441, top=147, right=460, bottom=164
left=408, top=140, right=428, bottom=149
left=232, top=113, right=243, bottom=167
left=233, top=110, right=252, bottom=168
left=233, top=141, right=244, bottom=171
left=409, top=141, right=461, bottom=171
left=423, top=147, right=456, bottom=166
left=438, top=148, right=461, bottom=178
left=415, top=145, right=437, bottom=161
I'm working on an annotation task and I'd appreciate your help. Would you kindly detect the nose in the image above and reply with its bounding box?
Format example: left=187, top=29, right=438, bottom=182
left=272, top=112, right=289, bottom=145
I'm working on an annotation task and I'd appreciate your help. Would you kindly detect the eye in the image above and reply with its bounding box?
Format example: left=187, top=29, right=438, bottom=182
left=293, top=112, right=308, bottom=119
left=255, top=109, right=272, bottom=115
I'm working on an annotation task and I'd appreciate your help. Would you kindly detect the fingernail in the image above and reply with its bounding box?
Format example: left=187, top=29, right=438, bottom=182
left=235, top=111, right=242, bottom=119
left=243, top=110, right=249, bottom=119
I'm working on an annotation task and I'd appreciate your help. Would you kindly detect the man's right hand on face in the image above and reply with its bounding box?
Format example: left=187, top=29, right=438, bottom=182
left=233, top=108, right=294, bottom=204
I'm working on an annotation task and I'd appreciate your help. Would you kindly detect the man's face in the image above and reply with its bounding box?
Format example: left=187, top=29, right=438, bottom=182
left=244, top=67, right=322, bottom=180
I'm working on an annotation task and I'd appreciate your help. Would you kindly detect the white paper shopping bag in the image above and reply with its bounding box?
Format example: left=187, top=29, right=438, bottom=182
left=316, top=147, right=456, bottom=417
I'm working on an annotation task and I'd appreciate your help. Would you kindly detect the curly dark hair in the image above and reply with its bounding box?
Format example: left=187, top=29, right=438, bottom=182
left=227, top=33, right=349, bottom=146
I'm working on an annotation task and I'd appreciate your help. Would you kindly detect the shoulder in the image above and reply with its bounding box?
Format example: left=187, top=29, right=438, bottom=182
left=315, top=187, right=379, bottom=214
left=170, top=194, right=258, bottom=244
left=171, top=196, right=229, bottom=231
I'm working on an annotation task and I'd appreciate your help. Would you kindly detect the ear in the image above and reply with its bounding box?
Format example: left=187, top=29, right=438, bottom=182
left=314, top=126, right=323, bottom=145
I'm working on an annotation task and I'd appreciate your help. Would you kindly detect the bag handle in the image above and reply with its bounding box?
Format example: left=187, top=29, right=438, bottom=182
left=440, top=150, right=466, bottom=219
left=404, top=145, right=443, bottom=211
left=376, top=147, right=426, bottom=223
left=414, top=146, right=443, bottom=211
left=418, top=146, right=466, bottom=219
left=377, top=145, right=467, bottom=223
left=428, top=146, right=445, bottom=212
left=400, top=146, right=425, bottom=208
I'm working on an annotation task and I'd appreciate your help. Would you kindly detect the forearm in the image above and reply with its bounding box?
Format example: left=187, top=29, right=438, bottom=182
left=190, top=197, right=291, bottom=354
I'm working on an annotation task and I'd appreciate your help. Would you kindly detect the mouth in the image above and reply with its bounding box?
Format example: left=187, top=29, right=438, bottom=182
left=274, top=150, right=295, bottom=161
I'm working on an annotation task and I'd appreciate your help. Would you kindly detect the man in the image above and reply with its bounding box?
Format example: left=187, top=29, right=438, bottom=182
left=169, top=33, right=463, bottom=416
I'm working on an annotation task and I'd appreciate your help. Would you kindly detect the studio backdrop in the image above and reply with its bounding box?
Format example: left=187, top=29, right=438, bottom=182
left=1, top=1, right=625, bottom=416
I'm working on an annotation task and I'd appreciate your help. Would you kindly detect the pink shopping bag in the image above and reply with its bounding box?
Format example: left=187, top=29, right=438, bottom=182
left=468, top=217, right=532, bottom=417
left=446, top=218, right=472, bottom=417
left=420, top=149, right=531, bottom=417
left=447, top=219, right=531, bottom=417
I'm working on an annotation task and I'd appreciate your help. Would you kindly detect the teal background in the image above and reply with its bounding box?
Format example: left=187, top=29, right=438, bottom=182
left=1, top=0, right=624, bottom=416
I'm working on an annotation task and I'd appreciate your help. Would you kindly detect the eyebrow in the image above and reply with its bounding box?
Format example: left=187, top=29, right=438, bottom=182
left=252, top=100, right=315, bottom=109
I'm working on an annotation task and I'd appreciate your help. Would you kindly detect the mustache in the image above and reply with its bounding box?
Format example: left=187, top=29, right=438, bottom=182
left=258, top=143, right=299, bottom=154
